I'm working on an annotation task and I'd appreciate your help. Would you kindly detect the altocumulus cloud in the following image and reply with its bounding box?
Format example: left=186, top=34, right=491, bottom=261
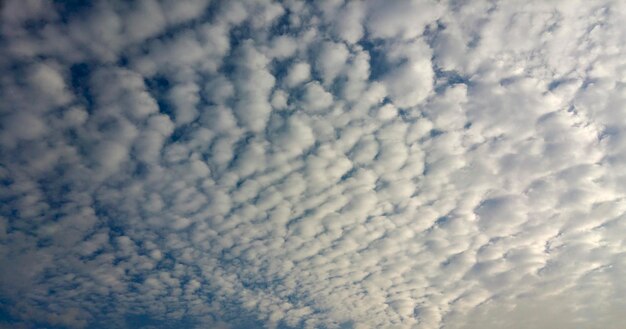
left=1, top=0, right=626, bottom=328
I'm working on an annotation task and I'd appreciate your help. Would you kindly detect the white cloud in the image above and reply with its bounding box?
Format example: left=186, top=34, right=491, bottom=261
left=1, top=1, right=626, bottom=329
left=301, top=82, right=333, bottom=113
left=365, top=0, right=443, bottom=40
left=284, top=61, right=311, bottom=88
left=315, top=41, right=349, bottom=86
left=168, top=82, right=200, bottom=125
left=232, top=42, right=276, bottom=133
left=382, top=39, right=435, bottom=108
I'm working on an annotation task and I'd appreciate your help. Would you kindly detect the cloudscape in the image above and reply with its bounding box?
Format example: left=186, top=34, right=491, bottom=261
left=1, top=0, right=625, bottom=328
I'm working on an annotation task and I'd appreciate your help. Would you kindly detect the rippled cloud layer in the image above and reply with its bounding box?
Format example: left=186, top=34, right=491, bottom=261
left=1, top=1, right=625, bottom=328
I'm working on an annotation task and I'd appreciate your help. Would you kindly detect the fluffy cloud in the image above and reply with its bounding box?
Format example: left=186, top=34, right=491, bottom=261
left=1, top=0, right=626, bottom=328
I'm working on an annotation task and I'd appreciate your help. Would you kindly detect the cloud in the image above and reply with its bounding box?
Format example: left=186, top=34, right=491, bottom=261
left=284, top=61, right=311, bottom=88
left=1, top=0, right=626, bottom=328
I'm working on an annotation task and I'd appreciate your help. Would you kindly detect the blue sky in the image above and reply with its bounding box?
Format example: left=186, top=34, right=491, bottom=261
left=1, top=0, right=626, bottom=328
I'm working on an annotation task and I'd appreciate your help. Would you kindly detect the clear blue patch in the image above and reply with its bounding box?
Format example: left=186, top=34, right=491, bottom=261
left=358, top=39, right=393, bottom=81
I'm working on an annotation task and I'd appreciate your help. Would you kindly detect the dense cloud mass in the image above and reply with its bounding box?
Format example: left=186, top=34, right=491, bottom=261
left=1, top=0, right=626, bottom=328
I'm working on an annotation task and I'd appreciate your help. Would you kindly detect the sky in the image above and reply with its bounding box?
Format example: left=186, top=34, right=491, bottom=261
left=1, top=0, right=625, bottom=328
